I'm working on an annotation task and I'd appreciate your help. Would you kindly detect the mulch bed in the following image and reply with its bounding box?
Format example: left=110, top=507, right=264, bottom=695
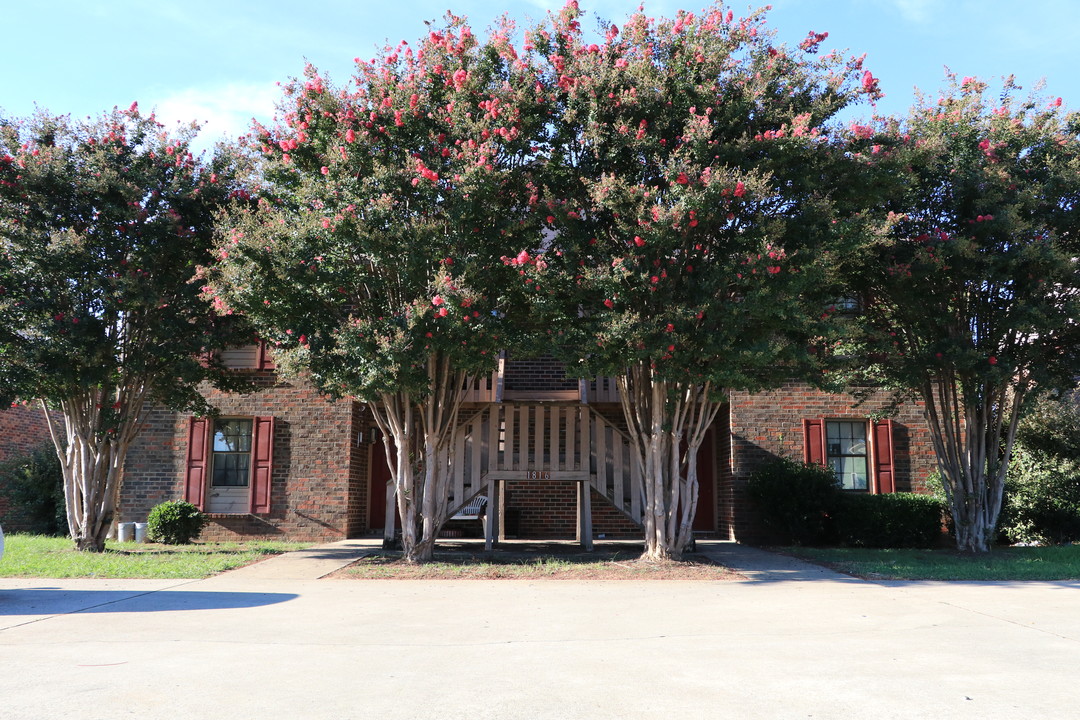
left=331, top=541, right=742, bottom=580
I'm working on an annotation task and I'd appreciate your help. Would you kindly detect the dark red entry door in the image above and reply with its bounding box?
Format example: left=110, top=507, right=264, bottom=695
left=369, top=440, right=392, bottom=530
left=692, top=427, right=716, bottom=532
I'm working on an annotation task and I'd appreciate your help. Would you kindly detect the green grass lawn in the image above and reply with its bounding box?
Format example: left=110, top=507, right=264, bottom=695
left=0, top=534, right=310, bottom=579
left=788, top=544, right=1080, bottom=581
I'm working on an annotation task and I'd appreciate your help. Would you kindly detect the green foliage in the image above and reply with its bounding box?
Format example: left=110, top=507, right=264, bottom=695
left=0, top=105, right=256, bottom=551
left=0, top=444, right=65, bottom=535
left=146, top=500, right=207, bottom=545
left=0, top=106, right=255, bottom=413
left=746, top=458, right=840, bottom=545
left=518, top=4, right=879, bottom=388
left=748, top=458, right=944, bottom=547
left=209, top=15, right=545, bottom=403
left=839, top=78, right=1080, bottom=397
left=831, top=493, right=945, bottom=549
left=999, top=395, right=1080, bottom=545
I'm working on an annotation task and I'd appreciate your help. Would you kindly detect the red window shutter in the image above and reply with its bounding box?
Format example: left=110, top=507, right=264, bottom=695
left=250, top=416, right=275, bottom=513
left=184, top=417, right=209, bottom=509
left=257, top=340, right=276, bottom=371
left=873, top=419, right=895, bottom=493
left=803, top=418, right=826, bottom=467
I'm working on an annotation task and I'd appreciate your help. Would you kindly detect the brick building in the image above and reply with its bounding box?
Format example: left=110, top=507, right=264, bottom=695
left=119, top=348, right=937, bottom=543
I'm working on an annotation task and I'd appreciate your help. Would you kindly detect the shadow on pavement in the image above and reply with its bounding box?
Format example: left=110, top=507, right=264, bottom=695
left=0, top=588, right=298, bottom=616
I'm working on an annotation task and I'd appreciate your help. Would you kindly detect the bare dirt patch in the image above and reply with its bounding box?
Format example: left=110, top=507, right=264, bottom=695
left=330, top=541, right=741, bottom=580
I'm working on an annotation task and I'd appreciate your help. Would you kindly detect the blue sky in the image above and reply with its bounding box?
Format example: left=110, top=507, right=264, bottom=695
left=3, top=0, right=1077, bottom=149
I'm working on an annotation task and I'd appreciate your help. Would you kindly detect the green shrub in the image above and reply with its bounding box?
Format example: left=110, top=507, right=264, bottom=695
left=998, top=396, right=1080, bottom=545
left=832, top=493, right=946, bottom=548
left=0, top=444, right=66, bottom=535
left=745, top=458, right=840, bottom=545
left=146, top=500, right=207, bottom=545
left=1000, top=449, right=1080, bottom=545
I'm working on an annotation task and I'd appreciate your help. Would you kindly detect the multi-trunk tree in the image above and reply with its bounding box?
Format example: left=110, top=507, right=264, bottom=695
left=839, top=77, right=1080, bottom=552
left=0, top=107, right=251, bottom=551
left=513, top=2, right=879, bottom=559
left=208, top=15, right=545, bottom=562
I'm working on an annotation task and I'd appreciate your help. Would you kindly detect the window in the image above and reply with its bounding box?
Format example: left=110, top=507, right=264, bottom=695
left=185, top=416, right=274, bottom=513
left=804, top=418, right=895, bottom=493
left=826, top=421, right=868, bottom=491
left=212, top=419, right=252, bottom=487
left=218, top=341, right=276, bottom=370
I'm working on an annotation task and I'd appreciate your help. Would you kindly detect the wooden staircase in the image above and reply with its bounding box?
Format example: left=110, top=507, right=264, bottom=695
left=445, top=403, right=642, bottom=548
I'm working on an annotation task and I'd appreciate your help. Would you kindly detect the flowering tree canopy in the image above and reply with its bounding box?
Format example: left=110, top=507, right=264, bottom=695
left=209, top=14, right=546, bottom=561
left=838, top=77, right=1080, bottom=552
left=0, top=107, right=252, bottom=551
left=512, top=2, right=879, bottom=559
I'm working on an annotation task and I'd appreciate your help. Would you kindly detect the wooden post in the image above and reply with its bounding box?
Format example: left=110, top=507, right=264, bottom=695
left=383, top=483, right=397, bottom=549
left=576, top=481, right=582, bottom=544
left=579, top=480, right=594, bottom=551
left=485, top=476, right=499, bottom=551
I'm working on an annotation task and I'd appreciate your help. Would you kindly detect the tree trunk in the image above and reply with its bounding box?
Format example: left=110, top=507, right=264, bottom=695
left=42, top=390, right=146, bottom=552
left=618, top=364, right=722, bottom=562
left=372, top=354, right=466, bottom=563
left=920, top=373, right=1026, bottom=553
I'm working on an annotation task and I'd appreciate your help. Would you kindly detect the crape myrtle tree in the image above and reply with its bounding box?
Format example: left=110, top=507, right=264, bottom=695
left=0, top=107, right=253, bottom=551
left=208, top=15, right=546, bottom=562
left=511, top=2, right=880, bottom=560
left=838, top=77, right=1080, bottom=552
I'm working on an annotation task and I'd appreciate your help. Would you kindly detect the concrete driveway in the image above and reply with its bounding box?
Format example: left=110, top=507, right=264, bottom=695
left=2, top=541, right=1078, bottom=720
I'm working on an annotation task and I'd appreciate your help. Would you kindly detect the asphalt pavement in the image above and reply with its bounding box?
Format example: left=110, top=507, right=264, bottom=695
left=2, top=540, right=1079, bottom=719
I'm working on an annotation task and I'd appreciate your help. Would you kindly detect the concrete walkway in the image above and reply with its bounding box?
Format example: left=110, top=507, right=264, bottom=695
left=3, top=542, right=1080, bottom=719
left=220, top=537, right=383, bottom=580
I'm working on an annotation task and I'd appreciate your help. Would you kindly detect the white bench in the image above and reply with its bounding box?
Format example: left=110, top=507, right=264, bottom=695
left=451, top=496, right=488, bottom=535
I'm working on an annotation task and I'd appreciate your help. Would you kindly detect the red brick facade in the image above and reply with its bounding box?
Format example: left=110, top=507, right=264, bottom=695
left=0, top=404, right=55, bottom=463
left=118, top=359, right=937, bottom=544
left=717, top=382, right=936, bottom=541
left=503, top=478, right=578, bottom=538
left=121, top=371, right=367, bottom=542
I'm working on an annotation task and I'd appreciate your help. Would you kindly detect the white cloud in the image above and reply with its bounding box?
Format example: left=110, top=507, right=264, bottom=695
left=888, top=0, right=938, bottom=23
left=147, top=82, right=280, bottom=153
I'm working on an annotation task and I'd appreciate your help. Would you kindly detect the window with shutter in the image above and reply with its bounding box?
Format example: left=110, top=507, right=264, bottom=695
left=826, top=420, right=869, bottom=491
left=186, top=415, right=274, bottom=513
left=803, top=417, right=895, bottom=493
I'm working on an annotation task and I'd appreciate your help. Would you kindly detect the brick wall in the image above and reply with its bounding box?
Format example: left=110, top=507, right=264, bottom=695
left=714, top=404, right=737, bottom=540
left=499, top=479, right=643, bottom=539
left=121, top=372, right=365, bottom=542
left=590, top=488, right=643, bottom=538
left=503, top=353, right=579, bottom=392
left=721, top=381, right=936, bottom=541
left=0, top=404, right=55, bottom=463
left=503, top=478, right=578, bottom=538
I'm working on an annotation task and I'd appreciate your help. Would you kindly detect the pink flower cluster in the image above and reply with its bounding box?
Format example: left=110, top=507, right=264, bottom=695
left=799, top=30, right=829, bottom=53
